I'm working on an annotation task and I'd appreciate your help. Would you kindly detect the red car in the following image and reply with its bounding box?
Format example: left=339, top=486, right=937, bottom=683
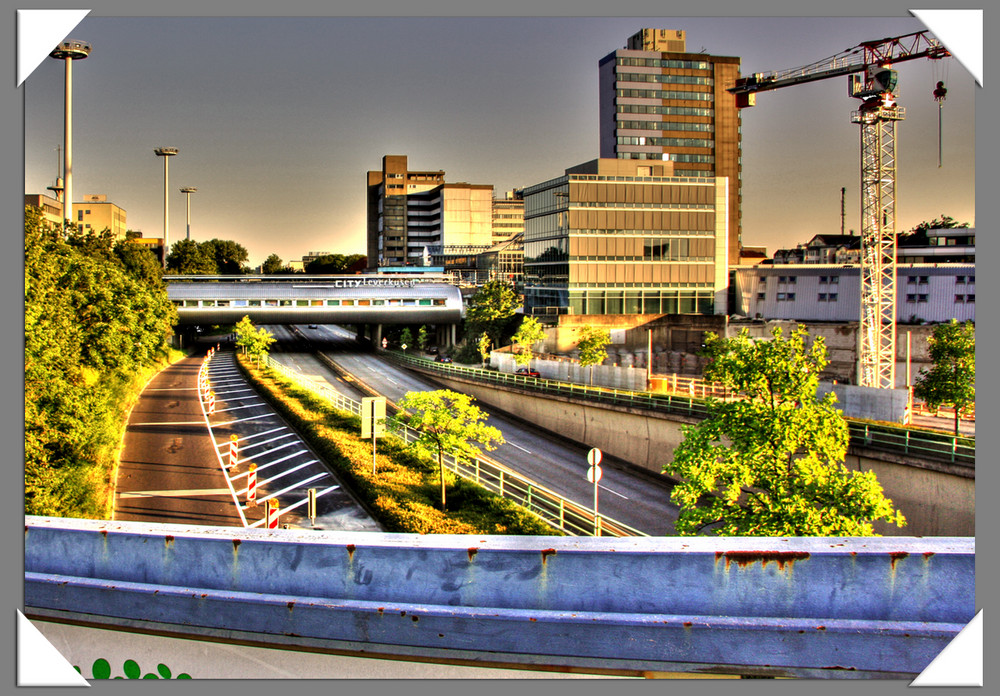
left=516, top=367, right=541, bottom=378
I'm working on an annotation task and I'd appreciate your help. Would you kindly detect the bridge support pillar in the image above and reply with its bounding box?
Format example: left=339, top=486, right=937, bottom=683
left=373, top=324, right=383, bottom=350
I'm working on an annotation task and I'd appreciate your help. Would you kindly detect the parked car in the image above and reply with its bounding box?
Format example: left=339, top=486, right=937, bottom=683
left=308, top=324, right=318, bottom=329
left=427, top=346, right=439, bottom=355
left=516, top=367, right=541, bottom=377
left=435, top=355, right=453, bottom=363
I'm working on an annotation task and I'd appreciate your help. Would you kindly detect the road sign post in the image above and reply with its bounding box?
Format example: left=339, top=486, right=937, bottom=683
left=587, top=448, right=603, bottom=537
left=307, top=488, right=316, bottom=527
left=361, top=397, right=387, bottom=475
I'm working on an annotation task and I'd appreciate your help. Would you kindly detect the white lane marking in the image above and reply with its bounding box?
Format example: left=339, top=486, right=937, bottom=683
left=216, top=413, right=280, bottom=426
left=217, top=432, right=296, bottom=452
left=249, top=471, right=329, bottom=507
left=598, top=484, right=629, bottom=500
left=118, top=488, right=232, bottom=499
left=130, top=421, right=206, bottom=426
left=242, top=484, right=340, bottom=513
left=507, top=441, right=532, bottom=454
left=215, top=402, right=268, bottom=413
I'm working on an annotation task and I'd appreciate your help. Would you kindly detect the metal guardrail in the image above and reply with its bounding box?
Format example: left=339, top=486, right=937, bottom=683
left=388, top=352, right=975, bottom=467
left=257, top=353, right=647, bottom=537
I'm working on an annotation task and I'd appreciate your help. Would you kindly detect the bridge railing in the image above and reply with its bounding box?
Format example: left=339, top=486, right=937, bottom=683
left=387, top=352, right=975, bottom=467
left=258, top=353, right=646, bottom=537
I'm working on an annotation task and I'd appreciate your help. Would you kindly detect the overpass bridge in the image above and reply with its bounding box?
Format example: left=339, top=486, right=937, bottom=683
left=166, top=274, right=464, bottom=346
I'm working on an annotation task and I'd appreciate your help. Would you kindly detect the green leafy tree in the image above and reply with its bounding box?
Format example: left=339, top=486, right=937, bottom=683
left=478, top=332, right=492, bottom=368
left=114, top=239, right=165, bottom=287
left=417, top=325, right=430, bottom=352
left=664, top=326, right=905, bottom=536
left=394, top=390, right=504, bottom=510
left=400, top=327, right=413, bottom=351
left=914, top=319, right=975, bottom=435
left=234, top=315, right=275, bottom=365
left=511, top=317, right=546, bottom=367
left=901, top=215, right=971, bottom=245
left=305, top=253, right=367, bottom=274
left=577, top=326, right=610, bottom=384
left=466, top=279, right=518, bottom=350
left=24, top=206, right=176, bottom=517
left=202, top=238, right=249, bottom=274
left=261, top=253, right=284, bottom=275
left=166, top=238, right=216, bottom=274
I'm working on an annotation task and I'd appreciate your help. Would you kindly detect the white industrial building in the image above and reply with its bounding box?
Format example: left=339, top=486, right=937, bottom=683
left=732, top=264, right=975, bottom=324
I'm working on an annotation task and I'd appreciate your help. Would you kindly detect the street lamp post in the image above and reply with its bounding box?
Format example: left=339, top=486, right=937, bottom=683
left=154, top=147, right=179, bottom=268
left=49, top=40, right=91, bottom=231
left=180, top=187, right=197, bottom=240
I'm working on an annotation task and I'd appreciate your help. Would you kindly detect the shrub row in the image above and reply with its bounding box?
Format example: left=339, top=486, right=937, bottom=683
left=235, top=355, right=559, bottom=535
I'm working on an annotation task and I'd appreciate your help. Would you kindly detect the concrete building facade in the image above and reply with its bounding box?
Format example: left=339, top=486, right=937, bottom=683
left=74, top=194, right=128, bottom=239
left=732, top=263, right=975, bottom=324
left=599, top=28, right=743, bottom=265
left=522, top=158, right=728, bottom=317
left=367, top=155, right=493, bottom=268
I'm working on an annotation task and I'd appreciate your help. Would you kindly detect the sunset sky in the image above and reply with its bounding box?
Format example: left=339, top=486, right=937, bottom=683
left=23, top=12, right=976, bottom=267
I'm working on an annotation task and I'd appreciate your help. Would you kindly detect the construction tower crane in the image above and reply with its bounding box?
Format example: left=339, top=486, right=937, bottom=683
left=730, top=31, right=950, bottom=389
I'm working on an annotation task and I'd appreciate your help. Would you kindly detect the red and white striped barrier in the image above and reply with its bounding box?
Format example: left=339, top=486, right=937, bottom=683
left=207, top=391, right=216, bottom=415
left=266, top=498, right=279, bottom=529
left=227, top=434, right=238, bottom=470
left=246, top=463, right=257, bottom=507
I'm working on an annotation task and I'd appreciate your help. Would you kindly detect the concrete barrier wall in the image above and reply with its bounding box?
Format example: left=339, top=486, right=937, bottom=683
left=24, top=517, right=975, bottom=678
left=430, top=374, right=973, bottom=536
left=817, top=383, right=911, bottom=423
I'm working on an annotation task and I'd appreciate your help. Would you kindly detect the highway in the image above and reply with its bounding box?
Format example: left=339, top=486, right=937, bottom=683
left=263, top=324, right=681, bottom=536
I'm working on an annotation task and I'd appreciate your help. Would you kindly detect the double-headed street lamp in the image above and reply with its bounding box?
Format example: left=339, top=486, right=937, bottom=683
left=48, top=39, right=91, bottom=230
left=154, top=147, right=178, bottom=268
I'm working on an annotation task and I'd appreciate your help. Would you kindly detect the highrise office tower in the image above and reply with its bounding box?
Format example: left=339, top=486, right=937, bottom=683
left=367, top=155, right=493, bottom=269
left=599, top=29, right=743, bottom=265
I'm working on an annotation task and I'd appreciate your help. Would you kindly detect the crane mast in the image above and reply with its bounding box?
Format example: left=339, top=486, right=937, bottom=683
left=730, top=31, right=949, bottom=389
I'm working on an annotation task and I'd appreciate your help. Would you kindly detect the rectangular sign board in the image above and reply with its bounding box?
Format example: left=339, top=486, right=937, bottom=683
left=361, top=397, right=387, bottom=438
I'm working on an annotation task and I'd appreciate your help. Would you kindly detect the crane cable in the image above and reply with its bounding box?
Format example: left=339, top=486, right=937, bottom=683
left=932, top=57, right=950, bottom=167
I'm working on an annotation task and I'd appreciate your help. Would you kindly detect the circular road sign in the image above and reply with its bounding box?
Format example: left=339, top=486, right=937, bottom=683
left=587, top=448, right=603, bottom=466
left=587, top=465, right=603, bottom=483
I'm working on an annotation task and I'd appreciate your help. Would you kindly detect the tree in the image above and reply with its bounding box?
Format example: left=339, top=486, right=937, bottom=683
left=478, top=332, right=492, bottom=368
left=24, top=206, right=177, bottom=517
left=417, top=325, right=430, bottom=352
left=901, top=216, right=971, bottom=245
left=466, top=279, right=518, bottom=350
left=511, top=316, right=546, bottom=367
left=663, top=326, right=905, bottom=536
left=394, top=390, right=504, bottom=510
left=914, top=319, right=975, bottom=435
left=166, top=238, right=216, bottom=274
left=400, top=327, right=413, bottom=351
left=577, top=326, right=610, bottom=385
left=305, top=253, right=367, bottom=274
left=261, top=254, right=284, bottom=275
left=202, top=238, right=249, bottom=274
left=234, top=315, right=275, bottom=366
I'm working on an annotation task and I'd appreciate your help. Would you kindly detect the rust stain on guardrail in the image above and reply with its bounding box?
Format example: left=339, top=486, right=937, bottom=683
left=716, top=551, right=811, bottom=572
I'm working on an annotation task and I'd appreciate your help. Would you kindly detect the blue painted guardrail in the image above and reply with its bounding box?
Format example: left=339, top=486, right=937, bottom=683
left=24, top=517, right=974, bottom=678
left=388, top=352, right=975, bottom=466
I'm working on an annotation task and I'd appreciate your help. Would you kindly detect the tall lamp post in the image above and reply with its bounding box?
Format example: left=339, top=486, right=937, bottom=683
left=49, top=40, right=91, bottom=231
left=154, top=147, right=179, bottom=268
left=180, top=187, right=197, bottom=240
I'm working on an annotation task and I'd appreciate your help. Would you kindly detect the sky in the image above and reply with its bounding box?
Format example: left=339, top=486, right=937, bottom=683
left=23, top=14, right=976, bottom=268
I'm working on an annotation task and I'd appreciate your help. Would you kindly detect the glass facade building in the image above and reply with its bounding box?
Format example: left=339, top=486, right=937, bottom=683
left=522, top=159, right=728, bottom=317
left=599, top=29, right=743, bottom=266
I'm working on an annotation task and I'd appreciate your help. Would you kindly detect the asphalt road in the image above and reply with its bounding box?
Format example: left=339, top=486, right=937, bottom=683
left=265, top=324, right=681, bottom=536
left=115, top=337, right=380, bottom=532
